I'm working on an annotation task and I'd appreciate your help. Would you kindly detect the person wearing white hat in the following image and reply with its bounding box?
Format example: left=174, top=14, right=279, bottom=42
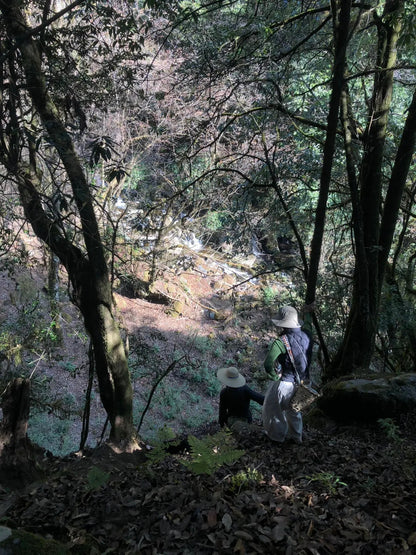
left=262, top=305, right=313, bottom=443
left=217, top=367, right=264, bottom=427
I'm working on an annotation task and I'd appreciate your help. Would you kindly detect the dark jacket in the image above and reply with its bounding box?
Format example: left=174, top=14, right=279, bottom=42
left=278, top=328, right=313, bottom=383
left=219, top=385, right=264, bottom=427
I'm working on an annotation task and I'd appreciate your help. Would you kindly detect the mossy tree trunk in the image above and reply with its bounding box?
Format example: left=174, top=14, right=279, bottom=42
left=0, top=1, right=137, bottom=447
left=327, top=0, right=416, bottom=378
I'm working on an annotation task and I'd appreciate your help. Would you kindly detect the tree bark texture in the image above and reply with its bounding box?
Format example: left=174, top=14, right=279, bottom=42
left=305, top=0, right=351, bottom=309
left=0, top=1, right=136, bottom=446
left=0, top=378, right=30, bottom=450
left=0, top=378, right=47, bottom=486
left=328, top=0, right=407, bottom=377
left=378, top=87, right=416, bottom=284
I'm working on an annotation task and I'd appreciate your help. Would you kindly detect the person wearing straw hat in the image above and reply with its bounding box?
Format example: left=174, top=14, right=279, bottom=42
left=217, top=367, right=264, bottom=428
left=262, top=305, right=313, bottom=443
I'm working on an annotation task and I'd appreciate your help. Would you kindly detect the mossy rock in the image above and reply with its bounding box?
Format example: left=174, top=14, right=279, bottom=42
left=166, top=300, right=185, bottom=317
left=0, top=526, right=99, bottom=554
left=318, top=373, right=416, bottom=422
left=0, top=527, right=68, bottom=554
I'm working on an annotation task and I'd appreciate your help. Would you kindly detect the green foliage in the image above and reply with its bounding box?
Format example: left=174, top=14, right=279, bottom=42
left=86, top=466, right=110, bottom=491
left=399, top=4, right=416, bottom=51
left=212, top=343, right=224, bottom=358
left=229, top=467, right=264, bottom=492
left=306, top=472, right=347, bottom=495
left=38, top=319, right=60, bottom=345
left=180, top=363, right=220, bottom=397
left=378, top=418, right=402, bottom=442
left=187, top=391, right=202, bottom=404
left=63, top=393, right=77, bottom=407
left=130, top=363, right=147, bottom=381
left=204, top=211, right=228, bottom=231
left=261, top=286, right=278, bottom=306
left=181, top=403, right=215, bottom=429
left=146, top=426, right=179, bottom=464
left=58, top=361, right=79, bottom=377
left=0, top=330, right=22, bottom=365
left=181, top=430, right=244, bottom=475
left=122, top=164, right=151, bottom=199
left=161, top=386, right=184, bottom=420
left=28, top=411, right=79, bottom=457
left=192, top=334, right=213, bottom=353
left=0, top=271, right=63, bottom=369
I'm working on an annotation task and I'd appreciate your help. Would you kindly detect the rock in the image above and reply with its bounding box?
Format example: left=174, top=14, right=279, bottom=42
left=318, top=373, right=416, bottom=421
left=0, top=526, right=97, bottom=554
left=173, top=300, right=184, bottom=315
left=167, top=300, right=185, bottom=318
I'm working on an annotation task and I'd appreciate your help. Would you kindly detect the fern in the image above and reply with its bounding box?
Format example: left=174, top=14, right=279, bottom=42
left=378, top=418, right=402, bottom=442
left=182, top=430, right=245, bottom=475
left=86, top=466, right=110, bottom=491
left=146, top=426, right=180, bottom=464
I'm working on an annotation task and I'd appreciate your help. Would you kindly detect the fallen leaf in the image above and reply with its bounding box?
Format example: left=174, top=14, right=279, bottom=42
left=235, top=530, right=254, bottom=541
left=271, top=516, right=288, bottom=542
left=408, top=532, right=416, bottom=546
left=222, top=512, right=232, bottom=532
left=207, top=508, right=217, bottom=527
left=234, top=537, right=246, bottom=553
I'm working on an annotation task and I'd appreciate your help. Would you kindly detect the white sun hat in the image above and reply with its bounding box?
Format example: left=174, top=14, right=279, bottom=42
left=272, top=305, right=302, bottom=329
left=216, top=367, right=246, bottom=388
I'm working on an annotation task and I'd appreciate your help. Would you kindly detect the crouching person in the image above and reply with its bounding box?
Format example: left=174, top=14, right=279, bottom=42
left=217, top=367, right=264, bottom=428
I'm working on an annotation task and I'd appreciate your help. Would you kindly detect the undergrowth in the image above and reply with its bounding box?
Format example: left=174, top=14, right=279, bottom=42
left=146, top=428, right=245, bottom=476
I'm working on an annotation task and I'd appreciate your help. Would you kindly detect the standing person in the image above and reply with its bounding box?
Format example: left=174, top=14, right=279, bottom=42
left=262, top=305, right=313, bottom=443
left=217, top=367, right=264, bottom=428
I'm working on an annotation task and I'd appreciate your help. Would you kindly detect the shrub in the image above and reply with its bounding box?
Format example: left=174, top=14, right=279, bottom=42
left=229, top=467, right=264, bottom=492
left=87, top=466, right=110, bottom=491
left=28, top=412, right=78, bottom=456
left=378, top=417, right=402, bottom=442
left=181, top=430, right=244, bottom=475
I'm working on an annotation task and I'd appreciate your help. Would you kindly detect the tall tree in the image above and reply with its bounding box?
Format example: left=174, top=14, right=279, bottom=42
left=170, top=0, right=416, bottom=377
left=0, top=0, right=137, bottom=448
left=304, top=0, right=351, bottom=360
left=328, top=0, right=416, bottom=377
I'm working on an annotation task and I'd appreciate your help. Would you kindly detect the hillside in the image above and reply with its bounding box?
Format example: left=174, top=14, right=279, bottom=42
left=1, top=234, right=416, bottom=554
left=0, top=230, right=297, bottom=453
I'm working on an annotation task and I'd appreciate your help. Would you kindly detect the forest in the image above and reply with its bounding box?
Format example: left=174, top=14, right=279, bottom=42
left=0, top=0, right=415, bottom=553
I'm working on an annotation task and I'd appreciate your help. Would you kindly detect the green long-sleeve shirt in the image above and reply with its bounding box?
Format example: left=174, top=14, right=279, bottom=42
left=264, top=337, right=286, bottom=380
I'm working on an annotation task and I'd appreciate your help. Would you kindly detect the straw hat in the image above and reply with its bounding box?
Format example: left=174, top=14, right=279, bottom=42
left=272, top=305, right=302, bottom=329
left=216, top=367, right=246, bottom=388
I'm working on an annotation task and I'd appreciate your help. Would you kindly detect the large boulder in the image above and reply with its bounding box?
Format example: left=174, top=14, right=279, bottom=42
left=317, top=373, right=416, bottom=422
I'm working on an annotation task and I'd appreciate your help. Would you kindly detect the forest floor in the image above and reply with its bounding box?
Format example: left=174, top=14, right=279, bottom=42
left=1, top=411, right=416, bottom=554
left=1, top=234, right=416, bottom=553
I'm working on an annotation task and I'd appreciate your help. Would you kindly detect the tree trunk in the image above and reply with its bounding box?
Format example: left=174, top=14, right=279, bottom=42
left=327, top=0, right=405, bottom=378
left=378, top=87, right=416, bottom=286
left=0, top=378, right=30, bottom=450
left=304, top=0, right=351, bottom=329
left=0, top=378, right=50, bottom=486
left=1, top=2, right=137, bottom=447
